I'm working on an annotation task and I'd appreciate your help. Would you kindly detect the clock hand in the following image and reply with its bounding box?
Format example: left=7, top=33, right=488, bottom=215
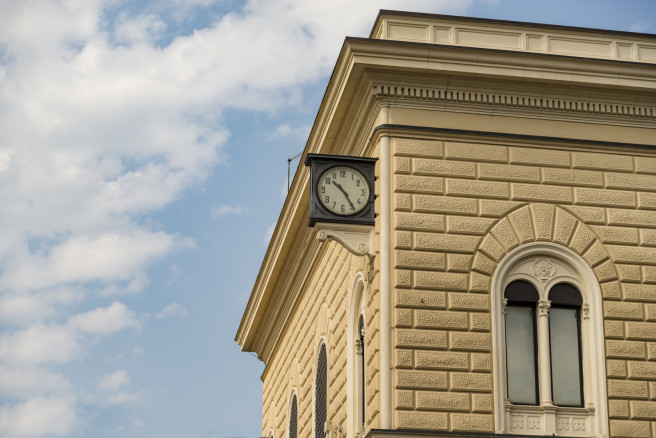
left=332, top=181, right=356, bottom=210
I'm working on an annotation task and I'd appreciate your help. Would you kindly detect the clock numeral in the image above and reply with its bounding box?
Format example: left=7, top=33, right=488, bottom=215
left=357, top=199, right=361, bottom=205
left=341, top=205, right=345, bottom=213
left=332, top=172, right=337, bottom=179
left=325, top=196, right=329, bottom=203
left=320, top=186, right=325, bottom=194
left=361, top=189, right=366, bottom=196
left=340, top=170, right=346, bottom=177
left=325, top=177, right=331, bottom=185
left=332, top=202, right=336, bottom=209
left=356, top=180, right=360, bottom=186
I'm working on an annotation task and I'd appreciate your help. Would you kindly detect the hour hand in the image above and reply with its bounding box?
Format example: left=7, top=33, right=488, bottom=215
left=332, top=181, right=356, bottom=210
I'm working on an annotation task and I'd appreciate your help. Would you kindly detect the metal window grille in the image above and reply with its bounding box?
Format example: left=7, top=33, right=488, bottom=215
left=315, top=344, right=327, bottom=438
left=289, top=395, right=298, bottom=438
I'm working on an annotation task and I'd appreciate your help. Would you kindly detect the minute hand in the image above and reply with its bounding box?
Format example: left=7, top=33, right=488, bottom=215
left=332, top=181, right=356, bottom=210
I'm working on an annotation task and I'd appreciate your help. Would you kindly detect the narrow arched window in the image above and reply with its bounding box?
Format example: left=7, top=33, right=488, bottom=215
left=315, top=343, right=327, bottom=438
left=289, top=394, right=298, bottom=438
left=504, top=280, right=539, bottom=405
left=357, top=315, right=366, bottom=429
left=548, top=283, right=583, bottom=407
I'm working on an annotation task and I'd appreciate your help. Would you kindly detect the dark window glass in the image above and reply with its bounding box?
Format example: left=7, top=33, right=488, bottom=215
left=289, top=395, right=298, bottom=438
left=505, top=280, right=539, bottom=303
left=549, top=283, right=583, bottom=305
left=315, top=344, right=327, bottom=438
left=358, top=315, right=365, bottom=428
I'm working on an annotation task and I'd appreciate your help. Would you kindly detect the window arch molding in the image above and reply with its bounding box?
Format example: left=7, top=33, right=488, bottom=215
left=491, top=242, right=608, bottom=437
left=347, top=273, right=367, bottom=438
left=288, top=389, right=299, bottom=438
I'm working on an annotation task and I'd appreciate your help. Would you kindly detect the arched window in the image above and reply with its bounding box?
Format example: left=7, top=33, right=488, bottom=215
left=492, top=243, right=608, bottom=437
left=357, top=315, right=366, bottom=430
left=347, top=275, right=366, bottom=437
left=289, top=394, right=298, bottom=438
left=315, top=343, right=327, bottom=438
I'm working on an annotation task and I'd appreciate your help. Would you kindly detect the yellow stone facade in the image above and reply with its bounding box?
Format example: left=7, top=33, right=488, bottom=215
left=237, top=11, right=656, bottom=438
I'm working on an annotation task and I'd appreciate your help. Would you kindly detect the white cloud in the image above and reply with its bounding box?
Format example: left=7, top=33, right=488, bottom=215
left=0, top=367, right=71, bottom=399
left=0, top=325, right=80, bottom=365
left=211, top=204, right=246, bottom=218
left=156, top=302, right=189, bottom=319
left=630, top=21, right=651, bottom=33
left=106, top=390, right=145, bottom=406
left=0, top=396, right=78, bottom=438
left=98, top=369, right=130, bottom=391
left=69, top=301, right=140, bottom=336
left=271, top=123, right=311, bottom=140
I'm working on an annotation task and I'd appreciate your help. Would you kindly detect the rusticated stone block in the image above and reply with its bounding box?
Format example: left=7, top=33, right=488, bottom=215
left=472, top=252, right=497, bottom=276
left=608, top=209, right=656, bottom=227
left=416, top=391, right=470, bottom=411
left=414, top=233, right=479, bottom=253
left=396, top=370, right=448, bottom=390
left=647, top=304, right=656, bottom=321
left=635, top=156, right=656, bottom=175
left=444, top=141, right=507, bottom=163
left=395, top=250, right=445, bottom=270
left=645, top=267, right=656, bottom=284
left=414, top=271, right=468, bottom=291
left=604, top=320, right=625, bottom=339
left=622, top=284, right=656, bottom=302
left=572, top=151, right=633, bottom=172
left=531, top=203, right=555, bottom=241
left=413, top=158, right=475, bottom=177
left=397, top=329, right=447, bottom=349
left=569, top=223, right=596, bottom=254
left=396, top=390, right=414, bottom=409
left=396, top=411, right=448, bottom=429
left=544, top=167, right=603, bottom=187
left=583, top=241, right=609, bottom=267
left=510, top=146, right=569, bottom=167
left=491, top=218, right=520, bottom=251
left=472, top=394, right=492, bottom=412
left=415, top=195, right=477, bottom=215
left=394, top=138, right=443, bottom=158
left=451, top=413, right=494, bottom=432
left=607, top=379, right=649, bottom=399
left=638, top=192, right=656, bottom=210
left=602, top=282, right=622, bottom=300
left=396, top=193, right=412, bottom=211
left=651, top=343, right=656, bottom=361
left=594, top=260, right=618, bottom=283
left=604, top=302, right=644, bottom=321
left=395, top=289, right=446, bottom=309
left=471, top=353, right=491, bottom=372
left=450, top=332, right=491, bottom=352
left=395, top=309, right=413, bottom=327
left=395, top=231, right=412, bottom=249
left=553, top=208, right=577, bottom=245
left=626, top=322, right=656, bottom=340
left=650, top=382, right=656, bottom=400
left=630, top=401, right=656, bottom=419
left=591, top=226, right=639, bottom=245
left=450, top=372, right=492, bottom=392
left=395, top=212, right=444, bottom=232
left=479, top=163, right=539, bottom=182
left=628, top=361, right=656, bottom=379
left=617, top=264, right=642, bottom=283
left=512, top=183, right=572, bottom=203
left=416, top=310, right=468, bottom=330
left=470, top=272, right=491, bottom=292
left=641, top=229, right=656, bottom=247
left=606, top=340, right=647, bottom=359
left=509, top=207, right=534, bottom=243
left=447, top=254, right=472, bottom=272
left=609, top=399, right=630, bottom=418
left=610, top=420, right=651, bottom=437
left=567, top=205, right=606, bottom=224
left=396, top=349, right=413, bottom=368
left=479, top=199, right=522, bottom=217
left=609, top=246, right=656, bottom=264
left=415, top=351, right=469, bottom=370
left=575, top=187, right=635, bottom=207
left=607, top=359, right=627, bottom=378
left=478, top=235, right=506, bottom=261
left=446, top=216, right=495, bottom=235
left=395, top=157, right=411, bottom=173
left=470, top=313, right=490, bottom=332
left=448, top=293, right=489, bottom=311
left=395, top=269, right=411, bottom=287
left=446, top=179, right=509, bottom=199
left=607, top=172, right=656, bottom=191
left=396, top=175, right=443, bottom=194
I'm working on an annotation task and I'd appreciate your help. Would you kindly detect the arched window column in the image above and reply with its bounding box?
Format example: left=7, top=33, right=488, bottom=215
left=492, top=243, right=608, bottom=437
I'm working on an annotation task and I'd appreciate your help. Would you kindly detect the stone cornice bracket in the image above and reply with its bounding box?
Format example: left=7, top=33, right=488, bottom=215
left=314, top=222, right=376, bottom=260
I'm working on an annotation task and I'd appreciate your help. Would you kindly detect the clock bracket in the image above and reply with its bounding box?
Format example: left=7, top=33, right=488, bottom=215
left=314, top=222, right=376, bottom=259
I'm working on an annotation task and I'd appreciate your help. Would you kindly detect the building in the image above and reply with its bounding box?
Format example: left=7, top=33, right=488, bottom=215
left=236, top=11, right=656, bottom=438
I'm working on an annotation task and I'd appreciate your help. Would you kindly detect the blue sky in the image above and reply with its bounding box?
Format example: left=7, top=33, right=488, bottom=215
left=0, top=1, right=653, bottom=437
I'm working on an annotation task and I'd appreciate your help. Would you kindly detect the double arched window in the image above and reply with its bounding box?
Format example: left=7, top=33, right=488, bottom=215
left=492, top=243, right=608, bottom=437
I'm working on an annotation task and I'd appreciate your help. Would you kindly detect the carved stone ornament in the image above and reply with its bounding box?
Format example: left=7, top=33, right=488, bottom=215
left=533, top=259, right=555, bottom=283
left=314, top=222, right=376, bottom=258
left=538, top=300, right=551, bottom=317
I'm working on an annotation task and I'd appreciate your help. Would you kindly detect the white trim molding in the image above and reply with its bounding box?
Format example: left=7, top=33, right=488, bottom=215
left=491, top=242, right=608, bottom=438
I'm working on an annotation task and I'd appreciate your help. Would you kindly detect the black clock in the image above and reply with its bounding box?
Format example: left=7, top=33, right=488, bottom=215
left=305, top=154, right=376, bottom=226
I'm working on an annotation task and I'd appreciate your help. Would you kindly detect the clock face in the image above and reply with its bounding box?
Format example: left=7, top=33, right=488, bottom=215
left=317, top=165, right=370, bottom=216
